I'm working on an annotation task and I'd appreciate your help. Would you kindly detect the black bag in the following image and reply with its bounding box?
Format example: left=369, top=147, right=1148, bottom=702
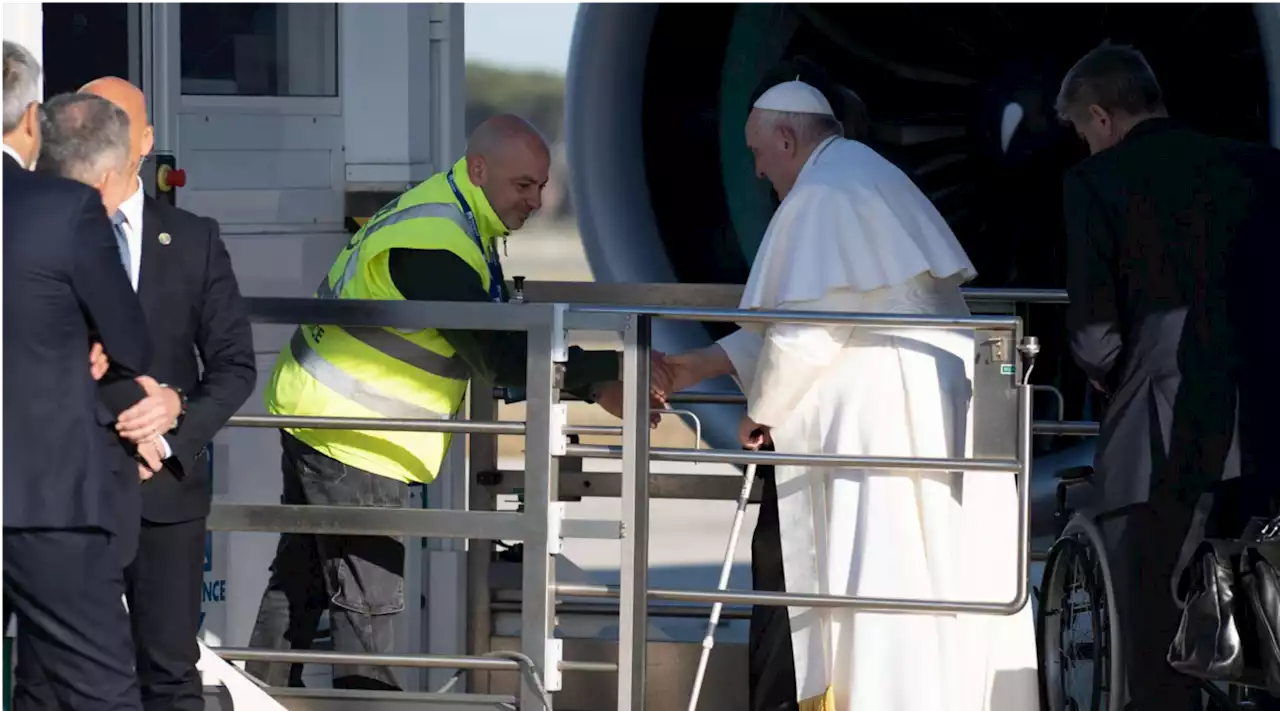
left=1168, top=515, right=1280, bottom=695
left=1240, top=520, right=1280, bottom=693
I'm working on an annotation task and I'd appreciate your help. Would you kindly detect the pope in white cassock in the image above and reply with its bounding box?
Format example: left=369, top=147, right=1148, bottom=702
left=666, top=80, right=1039, bottom=710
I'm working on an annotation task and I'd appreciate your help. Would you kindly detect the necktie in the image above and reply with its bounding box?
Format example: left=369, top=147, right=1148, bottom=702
left=111, top=210, right=131, bottom=282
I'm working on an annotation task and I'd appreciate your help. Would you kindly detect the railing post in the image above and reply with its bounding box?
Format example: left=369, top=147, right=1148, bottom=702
left=520, top=305, right=563, bottom=710
left=466, top=385, right=500, bottom=694
left=617, top=313, right=651, bottom=711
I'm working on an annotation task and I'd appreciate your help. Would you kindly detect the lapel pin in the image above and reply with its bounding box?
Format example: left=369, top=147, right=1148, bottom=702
left=158, top=232, right=172, bottom=246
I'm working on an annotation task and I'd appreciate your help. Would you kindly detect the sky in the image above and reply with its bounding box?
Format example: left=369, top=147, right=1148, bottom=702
left=464, top=3, right=580, bottom=75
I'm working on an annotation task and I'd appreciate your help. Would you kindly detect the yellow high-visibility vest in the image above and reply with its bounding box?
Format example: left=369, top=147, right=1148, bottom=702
left=264, top=158, right=507, bottom=483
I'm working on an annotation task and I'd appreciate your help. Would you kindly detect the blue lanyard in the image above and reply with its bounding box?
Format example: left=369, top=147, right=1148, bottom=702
left=447, top=169, right=505, bottom=303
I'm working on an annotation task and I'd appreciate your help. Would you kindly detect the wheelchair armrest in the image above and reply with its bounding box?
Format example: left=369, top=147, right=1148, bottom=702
left=1054, top=465, right=1095, bottom=483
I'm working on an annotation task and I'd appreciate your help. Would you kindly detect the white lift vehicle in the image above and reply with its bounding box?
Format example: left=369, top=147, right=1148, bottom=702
left=5, top=4, right=1087, bottom=710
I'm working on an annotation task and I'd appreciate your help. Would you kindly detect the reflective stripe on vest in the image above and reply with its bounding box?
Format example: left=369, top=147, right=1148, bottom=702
left=310, top=200, right=476, bottom=382
left=323, top=202, right=476, bottom=299
left=342, top=326, right=470, bottom=381
left=289, top=330, right=451, bottom=420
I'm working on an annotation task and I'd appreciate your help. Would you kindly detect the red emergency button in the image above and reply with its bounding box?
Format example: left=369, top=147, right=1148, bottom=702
left=157, top=164, right=187, bottom=192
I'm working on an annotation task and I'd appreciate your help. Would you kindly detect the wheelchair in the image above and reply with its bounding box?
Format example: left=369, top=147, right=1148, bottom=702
left=1036, top=464, right=1124, bottom=711
left=1035, top=465, right=1273, bottom=711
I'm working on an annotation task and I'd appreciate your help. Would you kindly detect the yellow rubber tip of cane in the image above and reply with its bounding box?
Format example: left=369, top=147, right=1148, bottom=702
left=798, top=687, right=835, bottom=711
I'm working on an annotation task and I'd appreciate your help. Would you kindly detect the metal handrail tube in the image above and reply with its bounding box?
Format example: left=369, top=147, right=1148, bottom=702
left=264, top=688, right=520, bottom=705
left=207, top=504, right=532, bottom=540
left=207, top=503, right=622, bottom=540
left=563, top=444, right=1021, bottom=473
left=490, top=600, right=755, bottom=621
left=564, top=420, right=1099, bottom=439
left=563, top=424, right=619, bottom=437
left=959, top=287, right=1070, bottom=304
left=1034, top=420, right=1100, bottom=436
left=1033, top=384, right=1066, bottom=421
left=651, top=392, right=747, bottom=405
left=226, top=414, right=526, bottom=435
left=245, top=296, right=555, bottom=332
left=571, top=304, right=1020, bottom=331
left=212, top=648, right=617, bottom=673
left=556, top=582, right=1028, bottom=615
left=557, top=390, right=1101, bottom=437
left=214, top=648, right=522, bottom=670
left=552, top=390, right=747, bottom=405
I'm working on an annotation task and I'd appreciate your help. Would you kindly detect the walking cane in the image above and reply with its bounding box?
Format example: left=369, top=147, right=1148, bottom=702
left=687, top=461, right=758, bottom=711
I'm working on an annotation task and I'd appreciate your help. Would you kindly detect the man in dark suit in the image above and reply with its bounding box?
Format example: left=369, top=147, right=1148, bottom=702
left=1058, top=42, right=1280, bottom=710
left=66, top=76, right=257, bottom=711
left=3, top=41, right=153, bottom=711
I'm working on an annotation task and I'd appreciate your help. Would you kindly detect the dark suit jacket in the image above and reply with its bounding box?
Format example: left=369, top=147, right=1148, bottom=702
left=135, top=196, right=255, bottom=523
left=1064, top=118, right=1280, bottom=511
left=2, top=153, right=153, bottom=532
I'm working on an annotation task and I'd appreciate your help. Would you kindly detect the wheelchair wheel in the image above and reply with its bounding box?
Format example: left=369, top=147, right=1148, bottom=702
left=1198, top=679, right=1245, bottom=711
left=1037, top=514, right=1125, bottom=711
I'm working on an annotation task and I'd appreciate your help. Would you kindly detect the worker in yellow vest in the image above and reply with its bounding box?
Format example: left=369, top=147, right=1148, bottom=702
left=247, top=115, right=655, bottom=689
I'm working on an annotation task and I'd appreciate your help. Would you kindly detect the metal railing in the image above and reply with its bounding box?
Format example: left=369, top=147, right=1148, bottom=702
left=211, top=299, right=595, bottom=710
left=590, top=306, right=1035, bottom=711
left=549, top=391, right=1100, bottom=439
left=201, top=292, right=1064, bottom=711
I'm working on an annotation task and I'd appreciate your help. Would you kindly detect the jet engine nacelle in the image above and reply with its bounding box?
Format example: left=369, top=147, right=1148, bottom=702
left=565, top=3, right=1280, bottom=539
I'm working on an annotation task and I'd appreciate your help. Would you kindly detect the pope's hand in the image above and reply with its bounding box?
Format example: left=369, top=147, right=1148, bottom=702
left=594, top=381, right=662, bottom=428
left=89, top=341, right=109, bottom=381
left=739, top=415, right=771, bottom=451
left=662, top=351, right=711, bottom=395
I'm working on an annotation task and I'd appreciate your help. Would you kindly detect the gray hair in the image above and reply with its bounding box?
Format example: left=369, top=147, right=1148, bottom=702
left=38, top=93, right=132, bottom=184
left=1056, top=41, right=1164, bottom=121
left=755, top=109, right=844, bottom=147
left=3, top=40, right=41, bottom=134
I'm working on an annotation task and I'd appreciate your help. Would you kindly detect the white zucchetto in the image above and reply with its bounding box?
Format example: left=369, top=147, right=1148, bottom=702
left=752, top=79, right=835, bottom=117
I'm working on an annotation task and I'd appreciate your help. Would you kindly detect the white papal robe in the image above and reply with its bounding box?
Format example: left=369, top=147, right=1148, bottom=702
left=718, top=137, right=1038, bottom=711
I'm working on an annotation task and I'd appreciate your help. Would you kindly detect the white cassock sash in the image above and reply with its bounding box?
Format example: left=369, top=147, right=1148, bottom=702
left=720, top=137, right=979, bottom=710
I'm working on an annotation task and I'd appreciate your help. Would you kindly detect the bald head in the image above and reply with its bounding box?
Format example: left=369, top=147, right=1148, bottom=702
left=80, top=76, right=152, bottom=172
left=463, top=114, right=550, bottom=231
left=467, top=114, right=548, bottom=159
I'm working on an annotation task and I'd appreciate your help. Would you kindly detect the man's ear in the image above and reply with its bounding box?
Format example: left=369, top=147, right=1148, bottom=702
left=141, top=124, right=155, bottom=159
left=22, top=102, right=40, bottom=138
left=778, top=125, right=798, bottom=155
left=1087, top=104, right=1110, bottom=128
left=465, top=154, right=487, bottom=187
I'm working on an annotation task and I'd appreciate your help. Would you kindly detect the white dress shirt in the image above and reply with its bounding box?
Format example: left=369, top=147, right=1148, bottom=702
left=117, top=178, right=146, bottom=290
left=3, top=142, right=28, bottom=168
left=117, top=179, right=173, bottom=460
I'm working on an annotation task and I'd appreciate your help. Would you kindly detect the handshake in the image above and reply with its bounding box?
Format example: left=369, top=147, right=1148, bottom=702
left=592, top=347, right=727, bottom=429
left=593, top=347, right=772, bottom=449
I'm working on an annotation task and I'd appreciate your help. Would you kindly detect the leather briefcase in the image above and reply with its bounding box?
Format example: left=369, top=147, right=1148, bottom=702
left=1168, top=516, right=1280, bottom=695
left=1240, top=519, right=1280, bottom=694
